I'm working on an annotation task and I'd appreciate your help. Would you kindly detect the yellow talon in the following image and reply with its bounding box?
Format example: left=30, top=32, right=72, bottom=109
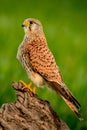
left=33, top=85, right=36, bottom=93
left=19, top=80, right=36, bottom=93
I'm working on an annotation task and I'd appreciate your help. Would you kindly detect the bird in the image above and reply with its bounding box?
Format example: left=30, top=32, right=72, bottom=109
left=17, top=18, right=83, bottom=120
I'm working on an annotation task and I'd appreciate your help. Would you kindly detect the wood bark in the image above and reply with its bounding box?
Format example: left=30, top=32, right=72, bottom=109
left=0, top=81, right=70, bottom=130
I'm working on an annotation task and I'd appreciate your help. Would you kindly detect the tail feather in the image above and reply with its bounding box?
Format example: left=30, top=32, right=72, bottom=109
left=47, top=81, right=83, bottom=120
left=61, top=95, right=83, bottom=120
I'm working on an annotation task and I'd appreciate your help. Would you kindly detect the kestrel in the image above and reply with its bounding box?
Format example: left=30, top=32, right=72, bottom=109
left=17, top=18, right=82, bottom=120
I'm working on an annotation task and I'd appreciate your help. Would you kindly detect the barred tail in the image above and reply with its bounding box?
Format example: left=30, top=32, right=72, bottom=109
left=47, top=81, right=83, bottom=120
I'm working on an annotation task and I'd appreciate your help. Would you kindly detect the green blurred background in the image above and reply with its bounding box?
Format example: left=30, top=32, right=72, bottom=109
left=0, top=0, right=87, bottom=129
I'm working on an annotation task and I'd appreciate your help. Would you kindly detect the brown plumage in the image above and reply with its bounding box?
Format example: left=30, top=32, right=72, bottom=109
left=17, top=18, right=83, bottom=120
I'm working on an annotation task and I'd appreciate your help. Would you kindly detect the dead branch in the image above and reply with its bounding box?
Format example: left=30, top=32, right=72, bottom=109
left=0, top=81, right=70, bottom=130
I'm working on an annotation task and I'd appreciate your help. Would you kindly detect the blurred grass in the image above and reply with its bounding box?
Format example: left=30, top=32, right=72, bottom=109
left=0, top=0, right=87, bottom=129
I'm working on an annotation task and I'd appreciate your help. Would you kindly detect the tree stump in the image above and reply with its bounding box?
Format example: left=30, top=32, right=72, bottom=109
left=0, top=81, right=70, bottom=130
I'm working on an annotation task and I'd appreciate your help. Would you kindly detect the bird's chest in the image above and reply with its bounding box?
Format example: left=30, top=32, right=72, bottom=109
left=23, top=62, right=44, bottom=87
left=17, top=44, right=44, bottom=87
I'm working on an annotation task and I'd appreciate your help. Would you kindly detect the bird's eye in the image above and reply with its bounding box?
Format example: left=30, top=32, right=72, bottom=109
left=30, top=21, right=33, bottom=24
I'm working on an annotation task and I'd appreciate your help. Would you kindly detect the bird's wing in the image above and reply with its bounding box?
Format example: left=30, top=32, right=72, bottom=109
left=24, top=40, right=82, bottom=120
left=26, top=41, right=63, bottom=83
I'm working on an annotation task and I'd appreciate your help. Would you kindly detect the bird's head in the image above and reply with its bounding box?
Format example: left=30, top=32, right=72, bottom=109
left=22, top=18, right=43, bottom=34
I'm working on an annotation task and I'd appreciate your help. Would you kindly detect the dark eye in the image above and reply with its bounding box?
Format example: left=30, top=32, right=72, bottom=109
left=30, top=21, right=33, bottom=24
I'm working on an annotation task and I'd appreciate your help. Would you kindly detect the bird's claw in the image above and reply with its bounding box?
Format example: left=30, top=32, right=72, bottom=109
left=19, top=80, right=36, bottom=93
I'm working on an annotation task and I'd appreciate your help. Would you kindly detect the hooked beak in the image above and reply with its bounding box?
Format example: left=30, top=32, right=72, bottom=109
left=21, top=24, right=25, bottom=27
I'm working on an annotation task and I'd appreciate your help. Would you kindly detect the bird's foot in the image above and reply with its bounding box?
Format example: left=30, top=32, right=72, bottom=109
left=19, top=80, right=36, bottom=93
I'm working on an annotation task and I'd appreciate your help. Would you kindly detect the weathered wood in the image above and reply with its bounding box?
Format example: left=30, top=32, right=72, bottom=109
left=0, top=81, right=70, bottom=130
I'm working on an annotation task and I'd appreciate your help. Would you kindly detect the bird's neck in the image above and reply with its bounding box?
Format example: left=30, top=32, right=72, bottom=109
left=24, top=31, right=46, bottom=44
